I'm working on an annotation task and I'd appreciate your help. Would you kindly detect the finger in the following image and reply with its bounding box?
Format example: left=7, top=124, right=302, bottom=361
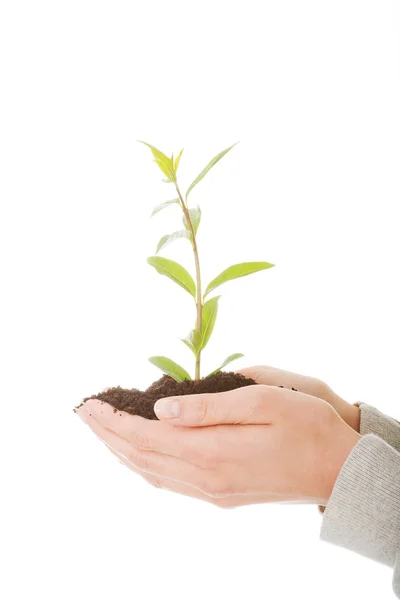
left=78, top=408, right=294, bottom=504
left=153, top=384, right=287, bottom=426
left=79, top=412, right=214, bottom=499
left=77, top=406, right=220, bottom=496
left=236, top=365, right=298, bottom=390
left=236, top=365, right=272, bottom=384
left=237, top=366, right=358, bottom=424
left=105, top=444, right=222, bottom=504
left=81, top=399, right=214, bottom=465
left=103, top=443, right=277, bottom=509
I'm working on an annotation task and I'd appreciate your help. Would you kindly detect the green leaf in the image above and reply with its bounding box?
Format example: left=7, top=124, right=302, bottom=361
left=148, top=356, right=191, bottom=382
left=138, top=141, right=175, bottom=181
left=201, top=295, right=220, bottom=349
left=138, top=140, right=171, bottom=165
left=147, top=256, right=196, bottom=298
left=183, top=206, right=201, bottom=235
left=156, top=230, right=191, bottom=254
left=151, top=199, right=180, bottom=217
left=185, top=142, right=239, bottom=201
left=206, top=353, right=245, bottom=377
left=153, top=157, right=175, bottom=181
left=174, top=148, right=184, bottom=172
left=204, top=261, right=275, bottom=297
left=181, top=329, right=202, bottom=356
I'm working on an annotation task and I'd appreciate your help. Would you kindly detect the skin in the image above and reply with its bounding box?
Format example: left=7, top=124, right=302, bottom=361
left=76, top=365, right=361, bottom=508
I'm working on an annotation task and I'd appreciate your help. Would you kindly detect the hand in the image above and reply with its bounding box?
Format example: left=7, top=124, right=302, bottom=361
left=77, top=382, right=360, bottom=508
left=238, top=365, right=361, bottom=432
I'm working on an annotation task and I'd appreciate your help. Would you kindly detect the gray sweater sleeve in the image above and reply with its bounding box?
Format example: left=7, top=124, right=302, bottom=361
left=358, top=403, right=400, bottom=452
left=320, top=404, right=400, bottom=598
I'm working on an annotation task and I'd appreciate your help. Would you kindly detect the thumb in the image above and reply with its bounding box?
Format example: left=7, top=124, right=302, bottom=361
left=153, top=384, right=276, bottom=426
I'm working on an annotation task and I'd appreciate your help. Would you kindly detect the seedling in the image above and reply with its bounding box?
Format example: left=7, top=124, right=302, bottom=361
left=140, top=141, right=275, bottom=382
left=75, top=142, right=275, bottom=419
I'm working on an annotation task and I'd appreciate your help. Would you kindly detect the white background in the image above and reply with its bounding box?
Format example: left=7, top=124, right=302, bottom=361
left=1, top=1, right=400, bottom=598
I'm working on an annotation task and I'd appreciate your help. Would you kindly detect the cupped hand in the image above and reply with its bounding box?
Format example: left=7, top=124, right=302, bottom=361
left=77, top=380, right=360, bottom=508
left=238, top=365, right=360, bottom=432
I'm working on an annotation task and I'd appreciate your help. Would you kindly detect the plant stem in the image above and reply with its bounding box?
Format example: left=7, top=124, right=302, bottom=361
left=175, top=183, right=202, bottom=379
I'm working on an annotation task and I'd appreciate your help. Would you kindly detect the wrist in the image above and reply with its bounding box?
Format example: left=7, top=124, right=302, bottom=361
left=329, top=392, right=361, bottom=432
left=344, top=403, right=361, bottom=432
left=319, top=421, right=361, bottom=505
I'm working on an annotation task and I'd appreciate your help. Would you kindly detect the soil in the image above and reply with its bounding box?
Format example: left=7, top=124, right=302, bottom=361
left=75, top=371, right=259, bottom=420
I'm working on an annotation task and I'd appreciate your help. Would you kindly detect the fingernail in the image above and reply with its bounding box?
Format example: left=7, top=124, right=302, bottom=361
left=154, top=397, right=181, bottom=419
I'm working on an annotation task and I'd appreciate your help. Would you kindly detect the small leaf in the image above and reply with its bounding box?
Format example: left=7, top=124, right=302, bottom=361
left=181, top=329, right=202, bottom=356
left=156, top=230, right=191, bottom=254
left=204, top=262, right=275, bottom=297
left=151, top=199, right=180, bottom=217
left=206, top=353, right=245, bottom=377
left=201, top=295, right=220, bottom=349
left=174, top=148, right=184, bottom=172
left=185, top=142, right=239, bottom=201
left=153, top=158, right=175, bottom=181
left=138, top=141, right=175, bottom=181
left=138, top=140, right=171, bottom=166
left=149, top=356, right=191, bottom=382
left=147, top=256, right=196, bottom=298
left=183, top=206, right=201, bottom=235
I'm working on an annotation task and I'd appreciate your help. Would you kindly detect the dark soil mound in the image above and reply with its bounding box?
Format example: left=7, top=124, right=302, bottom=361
left=76, top=371, right=258, bottom=420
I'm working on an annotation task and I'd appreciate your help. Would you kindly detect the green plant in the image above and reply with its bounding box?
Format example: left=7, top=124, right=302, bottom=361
left=139, top=141, right=275, bottom=382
